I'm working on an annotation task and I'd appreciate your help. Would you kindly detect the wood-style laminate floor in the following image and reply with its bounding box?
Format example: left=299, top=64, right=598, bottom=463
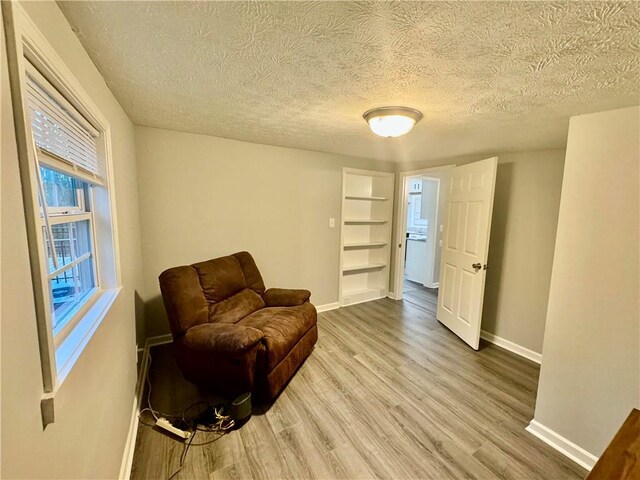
left=403, top=279, right=438, bottom=314
left=131, top=298, right=587, bottom=480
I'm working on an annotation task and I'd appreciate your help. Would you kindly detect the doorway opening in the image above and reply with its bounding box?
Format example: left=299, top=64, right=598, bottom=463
left=393, top=165, right=455, bottom=310
left=400, top=174, right=442, bottom=313
left=394, top=158, right=498, bottom=350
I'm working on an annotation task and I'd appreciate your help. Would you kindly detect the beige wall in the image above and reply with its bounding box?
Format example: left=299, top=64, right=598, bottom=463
left=393, top=150, right=565, bottom=354
left=482, top=150, right=565, bottom=353
left=135, top=126, right=394, bottom=337
left=137, top=126, right=565, bottom=356
left=1, top=2, right=144, bottom=478
left=533, top=106, right=640, bottom=456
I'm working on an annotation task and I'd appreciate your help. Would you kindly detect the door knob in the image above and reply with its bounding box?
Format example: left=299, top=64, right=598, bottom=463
left=472, top=263, right=482, bottom=272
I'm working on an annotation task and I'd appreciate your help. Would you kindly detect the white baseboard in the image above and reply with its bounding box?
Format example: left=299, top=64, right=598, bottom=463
left=480, top=330, right=542, bottom=364
left=342, top=290, right=387, bottom=307
left=428, top=282, right=439, bottom=288
left=316, top=302, right=340, bottom=313
left=118, top=395, right=139, bottom=480
left=146, top=333, right=173, bottom=348
left=526, top=420, right=598, bottom=471
left=119, top=333, right=173, bottom=479
left=387, top=291, right=401, bottom=300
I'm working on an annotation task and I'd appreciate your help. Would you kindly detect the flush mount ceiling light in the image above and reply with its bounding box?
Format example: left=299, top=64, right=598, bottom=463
left=363, top=106, right=423, bottom=138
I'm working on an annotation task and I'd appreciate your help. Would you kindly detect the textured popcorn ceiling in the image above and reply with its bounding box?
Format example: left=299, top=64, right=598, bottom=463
left=59, top=1, right=639, bottom=163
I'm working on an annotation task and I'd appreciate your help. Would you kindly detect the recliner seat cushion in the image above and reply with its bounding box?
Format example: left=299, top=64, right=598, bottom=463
left=209, top=288, right=265, bottom=324
left=238, top=302, right=316, bottom=370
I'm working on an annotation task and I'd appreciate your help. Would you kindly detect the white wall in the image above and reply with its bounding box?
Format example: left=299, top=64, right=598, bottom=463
left=135, top=126, right=395, bottom=337
left=533, top=106, right=640, bottom=457
left=1, top=2, right=144, bottom=478
left=393, top=150, right=565, bottom=354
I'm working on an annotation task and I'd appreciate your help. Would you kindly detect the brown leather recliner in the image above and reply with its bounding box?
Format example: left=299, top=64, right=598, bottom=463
left=158, top=251, right=317, bottom=401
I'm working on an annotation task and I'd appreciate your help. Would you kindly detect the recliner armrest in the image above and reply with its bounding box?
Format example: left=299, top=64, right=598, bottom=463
left=182, top=323, right=264, bottom=353
left=263, top=288, right=311, bottom=307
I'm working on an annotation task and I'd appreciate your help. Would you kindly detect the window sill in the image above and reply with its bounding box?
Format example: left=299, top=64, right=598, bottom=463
left=41, top=287, right=121, bottom=428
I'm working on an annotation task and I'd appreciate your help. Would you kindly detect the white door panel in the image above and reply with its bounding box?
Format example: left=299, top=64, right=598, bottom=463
left=437, top=157, right=498, bottom=349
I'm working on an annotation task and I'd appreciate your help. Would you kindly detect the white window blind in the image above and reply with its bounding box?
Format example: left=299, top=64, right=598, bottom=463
left=25, top=62, right=103, bottom=183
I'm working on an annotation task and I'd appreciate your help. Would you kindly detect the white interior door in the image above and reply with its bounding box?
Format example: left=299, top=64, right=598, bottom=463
left=437, top=157, right=498, bottom=349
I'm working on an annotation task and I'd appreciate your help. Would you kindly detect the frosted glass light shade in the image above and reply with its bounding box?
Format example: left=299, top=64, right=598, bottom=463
left=363, top=107, right=423, bottom=138
left=367, top=115, right=416, bottom=137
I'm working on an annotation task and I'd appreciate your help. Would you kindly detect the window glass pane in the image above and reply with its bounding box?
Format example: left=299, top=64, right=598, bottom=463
left=40, top=165, right=80, bottom=208
left=50, top=257, right=95, bottom=334
left=44, top=220, right=92, bottom=274
left=409, top=194, right=427, bottom=229
left=73, top=220, right=92, bottom=257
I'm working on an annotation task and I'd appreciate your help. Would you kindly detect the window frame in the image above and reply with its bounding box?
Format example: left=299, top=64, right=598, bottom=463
left=39, top=166, right=101, bottom=344
left=3, top=1, right=122, bottom=427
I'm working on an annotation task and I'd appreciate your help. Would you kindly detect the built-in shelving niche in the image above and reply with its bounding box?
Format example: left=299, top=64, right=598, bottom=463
left=339, top=168, right=395, bottom=307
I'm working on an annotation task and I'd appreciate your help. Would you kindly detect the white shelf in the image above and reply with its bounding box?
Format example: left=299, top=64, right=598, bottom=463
left=342, top=263, right=386, bottom=273
left=342, top=288, right=387, bottom=306
left=340, top=168, right=394, bottom=308
left=345, top=195, right=388, bottom=201
left=344, top=242, right=387, bottom=249
left=344, top=219, right=387, bottom=224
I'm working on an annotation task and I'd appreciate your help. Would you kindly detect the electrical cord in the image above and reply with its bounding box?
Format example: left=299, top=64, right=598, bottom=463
left=167, top=429, right=197, bottom=480
left=140, top=351, right=193, bottom=422
left=137, top=349, right=235, bottom=480
left=139, top=402, right=235, bottom=430
left=164, top=428, right=230, bottom=480
left=181, top=400, right=209, bottom=424
left=137, top=409, right=157, bottom=428
left=145, top=352, right=159, bottom=421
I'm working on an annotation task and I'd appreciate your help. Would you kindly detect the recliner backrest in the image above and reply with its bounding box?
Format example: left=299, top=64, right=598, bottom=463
left=192, top=251, right=265, bottom=302
left=159, top=251, right=266, bottom=338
